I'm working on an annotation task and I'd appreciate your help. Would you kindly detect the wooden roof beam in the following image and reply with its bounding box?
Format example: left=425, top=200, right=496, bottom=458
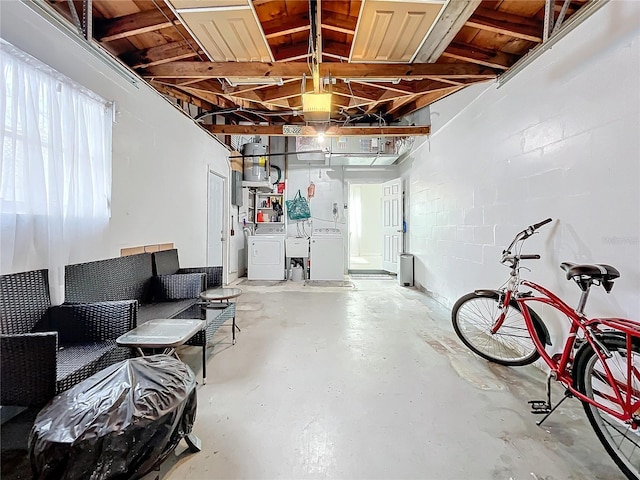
left=141, top=62, right=496, bottom=79
left=179, top=86, right=243, bottom=110
left=389, top=86, right=466, bottom=120
left=321, top=12, right=357, bottom=35
left=260, top=79, right=312, bottom=102
left=271, top=44, right=311, bottom=62
left=466, top=7, right=543, bottom=43
left=441, top=43, right=517, bottom=70
left=332, top=82, right=387, bottom=102
left=96, top=8, right=177, bottom=42
left=345, top=80, right=416, bottom=95
left=202, top=125, right=431, bottom=137
left=411, top=79, right=463, bottom=94
left=262, top=13, right=310, bottom=39
left=124, top=40, right=201, bottom=69
left=149, top=81, right=213, bottom=111
left=414, top=0, right=482, bottom=63
left=323, top=40, right=351, bottom=60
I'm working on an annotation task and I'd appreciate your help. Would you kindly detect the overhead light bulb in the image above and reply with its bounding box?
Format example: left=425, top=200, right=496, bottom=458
left=317, top=132, right=325, bottom=143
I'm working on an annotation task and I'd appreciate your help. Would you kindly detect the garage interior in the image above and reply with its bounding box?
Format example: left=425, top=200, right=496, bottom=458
left=1, top=0, right=639, bottom=479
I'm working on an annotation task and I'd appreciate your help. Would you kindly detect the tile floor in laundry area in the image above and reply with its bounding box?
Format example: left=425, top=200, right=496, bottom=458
left=145, top=276, right=622, bottom=480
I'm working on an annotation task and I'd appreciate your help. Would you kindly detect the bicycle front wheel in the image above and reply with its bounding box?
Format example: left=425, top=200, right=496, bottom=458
left=451, top=291, right=540, bottom=366
left=575, top=335, right=640, bottom=480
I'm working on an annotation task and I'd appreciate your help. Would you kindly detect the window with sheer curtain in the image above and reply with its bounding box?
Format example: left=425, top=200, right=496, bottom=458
left=1, top=40, right=112, bottom=303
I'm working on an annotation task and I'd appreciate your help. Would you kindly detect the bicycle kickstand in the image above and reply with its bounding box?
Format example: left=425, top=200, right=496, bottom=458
left=528, top=372, right=571, bottom=426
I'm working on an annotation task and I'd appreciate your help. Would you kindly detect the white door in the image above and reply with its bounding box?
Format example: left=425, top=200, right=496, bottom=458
left=207, top=170, right=224, bottom=266
left=382, top=178, right=403, bottom=273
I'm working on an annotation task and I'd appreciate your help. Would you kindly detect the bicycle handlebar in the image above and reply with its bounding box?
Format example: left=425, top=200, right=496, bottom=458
left=501, top=218, right=553, bottom=264
left=532, top=218, right=553, bottom=230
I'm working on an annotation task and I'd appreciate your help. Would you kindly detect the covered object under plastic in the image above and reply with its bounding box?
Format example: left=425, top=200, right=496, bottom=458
left=29, top=354, right=197, bottom=480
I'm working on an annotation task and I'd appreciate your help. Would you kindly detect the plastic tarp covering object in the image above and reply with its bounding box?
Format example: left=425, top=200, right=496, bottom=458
left=29, top=354, right=197, bottom=480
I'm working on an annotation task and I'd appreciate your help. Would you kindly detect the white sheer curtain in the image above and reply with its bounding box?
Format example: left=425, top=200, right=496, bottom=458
left=0, top=40, right=112, bottom=304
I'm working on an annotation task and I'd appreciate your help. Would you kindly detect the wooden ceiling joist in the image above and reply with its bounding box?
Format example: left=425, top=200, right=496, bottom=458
left=178, top=86, right=241, bottom=110
left=413, top=0, right=482, bottom=63
left=260, top=80, right=312, bottom=102
left=271, top=44, right=311, bottom=62
left=45, top=0, right=590, bottom=130
left=441, top=43, right=518, bottom=70
left=347, top=80, right=416, bottom=96
left=466, top=7, right=543, bottom=43
left=332, top=83, right=387, bottom=102
left=141, top=62, right=497, bottom=80
left=321, top=11, right=358, bottom=35
left=125, top=40, right=200, bottom=69
left=390, top=86, right=465, bottom=120
left=149, top=81, right=213, bottom=111
left=262, top=13, right=311, bottom=39
left=202, top=125, right=431, bottom=137
left=97, top=8, right=177, bottom=42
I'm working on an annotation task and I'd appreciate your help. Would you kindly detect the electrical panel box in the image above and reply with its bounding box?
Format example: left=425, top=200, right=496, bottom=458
left=231, top=170, right=243, bottom=206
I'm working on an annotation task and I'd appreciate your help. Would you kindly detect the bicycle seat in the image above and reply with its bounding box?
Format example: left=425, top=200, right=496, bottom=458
left=560, top=262, right=620, bottom=292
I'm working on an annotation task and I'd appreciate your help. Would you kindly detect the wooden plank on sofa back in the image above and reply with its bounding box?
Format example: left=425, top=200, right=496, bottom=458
left=65, top=253, right=154, bottom=303
left=0, top=269, right=51, bottom=334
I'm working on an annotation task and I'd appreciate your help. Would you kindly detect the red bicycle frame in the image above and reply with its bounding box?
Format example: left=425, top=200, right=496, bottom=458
left=504, top=279, right=640, bottom=424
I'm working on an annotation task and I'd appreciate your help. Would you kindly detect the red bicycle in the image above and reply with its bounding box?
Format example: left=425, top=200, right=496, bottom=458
left=452, top=218, right=640, bottom=479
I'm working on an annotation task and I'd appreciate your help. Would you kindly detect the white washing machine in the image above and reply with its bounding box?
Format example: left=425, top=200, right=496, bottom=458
left=310, top=228, right=344, bottom=281
left=248, top=225, right=285, bottom=280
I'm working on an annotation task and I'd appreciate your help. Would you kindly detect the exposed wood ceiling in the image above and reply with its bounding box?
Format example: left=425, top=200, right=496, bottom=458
left=49, top=0, right=589, bottom=133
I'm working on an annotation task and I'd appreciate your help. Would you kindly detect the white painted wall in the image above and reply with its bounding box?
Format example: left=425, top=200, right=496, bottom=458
left=1, top=1, right=236, bottom=275
left=400, top=1, right=640, bottom=345
left=284, top=135, right=398, bottom=272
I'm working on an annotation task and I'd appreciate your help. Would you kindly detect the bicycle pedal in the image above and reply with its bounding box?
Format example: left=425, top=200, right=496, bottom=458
left=528, top=400, right=551, bottom=414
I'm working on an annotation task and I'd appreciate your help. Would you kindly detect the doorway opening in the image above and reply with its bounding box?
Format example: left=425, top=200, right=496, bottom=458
left=348, top=183, right=384, bottom=273
left=207, top=170, right=224, bottom=268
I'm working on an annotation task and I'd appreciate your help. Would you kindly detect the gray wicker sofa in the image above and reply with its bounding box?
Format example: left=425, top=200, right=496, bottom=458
left=0, top=269, right=136, bottom=408
left=65, top=250, right=235, bottom=382
left=64, top=252, right=207, bottom=324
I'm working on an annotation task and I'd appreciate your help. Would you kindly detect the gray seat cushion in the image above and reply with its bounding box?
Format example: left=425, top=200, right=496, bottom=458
left=56, top=341, right=129, bottom=392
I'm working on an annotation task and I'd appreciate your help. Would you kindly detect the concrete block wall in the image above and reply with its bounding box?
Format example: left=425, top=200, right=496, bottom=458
left=401, top=1, right=640, bottom=344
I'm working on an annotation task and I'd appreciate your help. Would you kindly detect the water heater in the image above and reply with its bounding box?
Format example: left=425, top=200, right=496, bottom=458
left=242, top=142, right=269, bottom=182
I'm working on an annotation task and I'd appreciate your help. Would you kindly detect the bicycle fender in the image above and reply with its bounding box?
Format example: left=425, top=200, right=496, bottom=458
left=472, top=289, right=552, bottom=347
left=473, top=289, right=500, bottom=297
left=527, top=306, right=552, bottom=347
left=572, top=332, right=627, bottom=387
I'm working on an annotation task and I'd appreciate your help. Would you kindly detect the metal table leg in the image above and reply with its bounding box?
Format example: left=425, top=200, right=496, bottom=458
left=184, top=432, right=202, bottom=452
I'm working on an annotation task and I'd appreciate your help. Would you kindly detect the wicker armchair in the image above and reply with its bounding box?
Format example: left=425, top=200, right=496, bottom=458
left=0, top=269, right=136, bottom=407
left=153, top=249, right=222, bottom=290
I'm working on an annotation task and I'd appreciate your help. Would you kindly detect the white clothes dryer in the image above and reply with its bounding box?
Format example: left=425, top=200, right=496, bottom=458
left=248, top=225, right=285, bottom=280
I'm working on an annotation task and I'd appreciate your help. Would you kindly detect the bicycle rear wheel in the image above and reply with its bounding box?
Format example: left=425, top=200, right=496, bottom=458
left=451, top=291, right=540, bottom=366
left=575, top=335, right=640, bottom=480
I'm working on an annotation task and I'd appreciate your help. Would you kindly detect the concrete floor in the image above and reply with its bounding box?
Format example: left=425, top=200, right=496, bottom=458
left=146, top=277, right=622, bottom=480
